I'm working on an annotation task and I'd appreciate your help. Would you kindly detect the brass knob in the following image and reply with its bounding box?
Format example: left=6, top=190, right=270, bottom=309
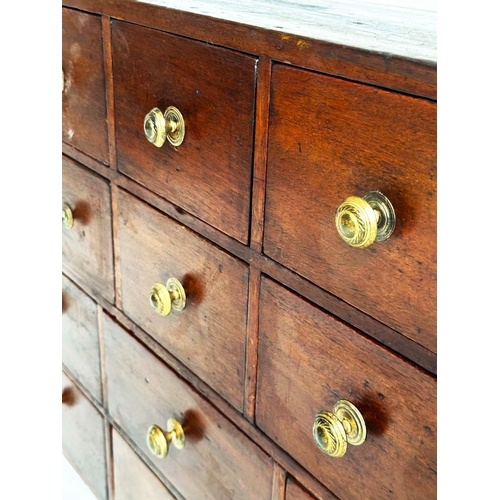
left=62, top=203, right=74, bottom=229
left=147, top=419, right=185, bottom=459
left=144, top=106, right=185, bottom=147
left=312, top=400, right=366, bottom=457
left=335, top=191, right=395, bottom=248
left=149, top=277, right=186, bottom=316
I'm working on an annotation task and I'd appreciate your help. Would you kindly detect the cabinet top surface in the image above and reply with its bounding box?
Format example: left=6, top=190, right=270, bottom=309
left=139, top=0, right=437, bottom=63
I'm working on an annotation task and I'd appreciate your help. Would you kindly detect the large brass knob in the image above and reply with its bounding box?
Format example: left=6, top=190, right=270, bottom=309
left=312, top=400, right=366, bottom=457
left=62, top=203, right=74, bottom=229
left=335, top=191, right=395, bottom=248
left=147, top=419, right=185, bottom=459
left=144, top=106, right=185, bottom=147
left=149, top=277, right=186, bottom=316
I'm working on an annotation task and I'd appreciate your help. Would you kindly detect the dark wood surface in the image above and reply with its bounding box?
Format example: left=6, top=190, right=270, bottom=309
left=103, top=313, right=275, bottom=500
left=62, top=371, right=108, bottom=500
left=62, top=156, right=115, bottom=303
left=286, top=478, right=317, bottom=500
left=256, top=277, right=436, bottom=500
left=62, top=8, right=109, bottom=164
left=62, top=276, right=102, bottom=402
left=112, top=20, right=256, bottom=243
left=112, top=428, right=176, bottom=499
left=264, top=64, right=437, bottom=353
left=116, top=188, right=249, bottom=411
left=62, top=0, right=436, bottom=100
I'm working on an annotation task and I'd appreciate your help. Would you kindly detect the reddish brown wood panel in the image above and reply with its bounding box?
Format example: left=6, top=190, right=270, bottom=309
left=112, top=429, right=175, bottom=500
left=286, top=478, right=317, bottom=500
left=62, top=157, right=115, bottom=302
left=62, top=275, right=102, bottom=402
left=62, top=372, right=108, bottom=500
left=111, top=20, right=257, bottom=244
left=103, top=314, right=275, bottom=500
left=62, top=8, right=109, bottom=164
left=62, top=0, right=436, bottom=99
left=116, top=189, right=248, bottom=411
left=264, top=64, right=436, bottom=353
left=256, top=277, right=436, bottom=500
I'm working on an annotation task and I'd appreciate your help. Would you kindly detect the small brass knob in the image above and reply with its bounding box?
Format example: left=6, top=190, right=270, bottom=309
left=335, top=191, right=395, bottom=248
left=147, top=419, right=185, bottom=459
left=313, top=400, right=366, bottom=458
left=62, top=203, right=74, bottom=229
left=149, top=277, right=186, bottom=316
left=144, top=106, right=185, bottom=147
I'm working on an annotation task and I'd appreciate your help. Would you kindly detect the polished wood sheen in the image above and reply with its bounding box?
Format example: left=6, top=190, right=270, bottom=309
left=112, top=429, right=175, bottom=499
left=62, top=8, right=109, bottom=164
left=62, top=157, right=115, bottom=302
left=116, top=189, right=248, bottom=411
left=256, top=277, right=436, bottom=499
left=62, top=372, right=108, bottom=500
left=112, top=20, right=256, bottom=243
left=62, top=276, right=102, bottom=402
left=264, top=64, right=436, bottom=353
left=103, top=314, right=275, bottom=500
left=286, top=478, right=317, bottom=500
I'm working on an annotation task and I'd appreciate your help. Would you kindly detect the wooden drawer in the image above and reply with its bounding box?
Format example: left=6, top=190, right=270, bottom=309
left=112, top=21, right=256, bottom=244
left=62, top=157, right=114, bottom=302
left=117, top=189, right=248, bottom=411
left=264, top=64, right=436, bottom=352
left=62, top=372, right=108, bottom=500
left=113, top=429, right=175, bottom=500
left=62, top=8, right=108, bottom=164
left=62, top=275, right=102, bottom=402
left=256, top=277, right=436, bottom=500
left=103, top=313, right=274, bottom=500
left=286, top=478, right=317, bottom=500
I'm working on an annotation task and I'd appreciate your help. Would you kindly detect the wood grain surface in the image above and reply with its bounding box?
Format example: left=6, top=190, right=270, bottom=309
left=112, top=20, right=256, bottom=243
left=62, top=157, right=115, bottom=303
left=103, top=313, right=275, bottom=500
left=62, top=371, right=108, bottom=500
left=286, top=478, right=317, bottom=500
left=63, top=0, right=436, bottom=99
left=264, top=64, right=437, bottom=353
left=112, top=429, right=176, bottom=499
left=62, top=8, right=109, bottom=164
left=62, top=276, right=102, bottom=402
left=116, top=189, right=249, bottom=411
left=256, top=277, right=436, bottom=500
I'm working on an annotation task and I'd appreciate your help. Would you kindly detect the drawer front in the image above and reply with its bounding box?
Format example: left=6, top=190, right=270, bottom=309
left=264, top=64, right=436, bottom=352
left=256, top=277, right=436, bottom=500
left=62, top=158, right=114, bottom=302
left=113, top=429, right=175, bottom=500
left=117, top=189, right=248, bottom=410
left=62, top=372, right=107, bottom=500
left=62, top=275, right=102, bottom=402
left=62, top=8, right=108, bottom=164
left=103, top=314, right=274, bottom=500
left=112, top=21, right=256, bottom=244
left=286, top=478, right=316, bottom=500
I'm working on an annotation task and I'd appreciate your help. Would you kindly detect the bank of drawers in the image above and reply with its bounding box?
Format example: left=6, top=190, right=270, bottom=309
left=62, top=6, right=436, bottom=500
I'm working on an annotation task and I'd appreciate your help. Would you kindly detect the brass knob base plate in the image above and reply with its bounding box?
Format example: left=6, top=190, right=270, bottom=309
left=167, top=417, right=186, bottom=450
left=166, top=277, right=186, bottom=312
left=364, top=191, right=396, bottom=242
left=165, top=106, right=185, bottom=147
left=333, top=399, right=366, bottom=446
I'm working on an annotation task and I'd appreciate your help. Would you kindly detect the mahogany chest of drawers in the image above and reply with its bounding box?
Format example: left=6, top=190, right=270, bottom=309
left=62, top=1, right=437, bottom=499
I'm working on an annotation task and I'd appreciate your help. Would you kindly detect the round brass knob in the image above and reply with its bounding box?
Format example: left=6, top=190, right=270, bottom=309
left=62, top=203, right=74, bottom=229
left=335, top=191, right=395, bottom=248
left=147, top=419, right=185, bottom=459
left=144, top=106, right=185, bottom=147
left=312, top=400, right=366, bottom=457
left=149, top=277, right=186, bottom=316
